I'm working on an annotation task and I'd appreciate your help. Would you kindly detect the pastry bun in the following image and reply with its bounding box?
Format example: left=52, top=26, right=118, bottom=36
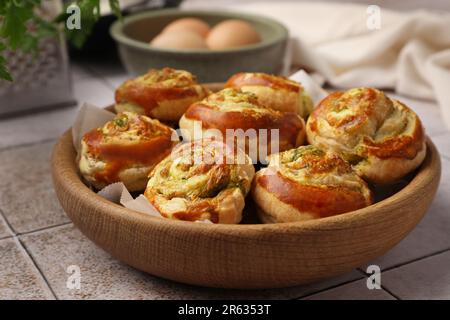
left=252, top=145, right=373, bottom=223
left=306, top=88, right=426, bottom=184
left=225, top=72, right=313, bottom=119
left=79, top=112, right=177, bottom=191
left=115, top=68, right=210, bottom=122
left=144, top=139, right=255, bottom=224
left=179, top=88, right=306, bottom=162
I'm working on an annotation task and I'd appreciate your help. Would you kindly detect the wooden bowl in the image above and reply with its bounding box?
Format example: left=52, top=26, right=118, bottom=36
left=51, top=132, right=441, bottom=289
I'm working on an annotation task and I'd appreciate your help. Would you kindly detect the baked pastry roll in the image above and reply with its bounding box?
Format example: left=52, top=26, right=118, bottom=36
left=115, top=68, right=210, bottom=122
left=252, top=145, right=373, bottom=223
left=79, top=112, right=177, bottom=191
left=306, top=88, right=426, bottom=184
left=144, top=139, right=255, bottom=224
left=179, top=88, right=306, bottom=162
left=225, top=72, right=313, bottom=119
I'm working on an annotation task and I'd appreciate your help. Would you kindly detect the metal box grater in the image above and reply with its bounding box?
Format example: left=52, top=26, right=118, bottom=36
left=0, top=1, right=75, bottom=116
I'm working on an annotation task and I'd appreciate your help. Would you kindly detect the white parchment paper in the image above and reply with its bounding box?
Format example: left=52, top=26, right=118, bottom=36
left=289, top=69, right=328, bottom=106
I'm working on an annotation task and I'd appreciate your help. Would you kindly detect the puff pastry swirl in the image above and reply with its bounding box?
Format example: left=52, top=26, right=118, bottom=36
left=179, top=88, right=306, bottom=162
left=79, top=112, right=177, bottom=191
left=144, top=139, right=255, bottom=224
left=252, top=145, right=373, bottom=223
left=225, top=72, right=313, bottom=119
left=306, top=88, right=426, bottom=184
left=115, top=68, right=210, bottom=122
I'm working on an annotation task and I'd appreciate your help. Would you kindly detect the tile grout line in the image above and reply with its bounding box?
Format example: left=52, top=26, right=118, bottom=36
left=292, top=273, right=366, bottom=300
left=378, top=246, right=450, bottom=273
left=16, top=221, right=73, bottom=237
left=295, top=270, right=400, bottom=300
left=0, top=209, right=72, bottom=300
left=380, top=285, right=401, bottom=300
left=356, top=268, right=400, bottom=300
left=0, top=208, right=74, bottom=300
left=0, top=204, right=73, bottom=237
left=0, top=210, right=58, bottom=300
left=294, top=277, right=363, bottom=300
left=0, top=208, right=17, bottom=237
left=16, top=237, right=59, bottom=300
left=354, top=248, right=450, bottom=300
left=356, top=268, right=368, bottom=277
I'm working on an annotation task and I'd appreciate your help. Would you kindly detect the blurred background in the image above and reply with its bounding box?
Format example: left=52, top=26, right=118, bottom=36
left=0, top=0, right=450, bottom=118
left=185, top=0, right=450, bottom=11
left=1, top=0, right=449, bottom=120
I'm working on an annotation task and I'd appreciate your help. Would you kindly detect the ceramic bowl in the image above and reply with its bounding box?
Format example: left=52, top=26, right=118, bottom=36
left=110, top=9, right=289, bottom=82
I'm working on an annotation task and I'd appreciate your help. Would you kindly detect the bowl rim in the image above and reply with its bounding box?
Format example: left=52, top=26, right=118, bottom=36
left=109, top=8, right=289, bottom=55
left=52, top=128, right=441, bottom=236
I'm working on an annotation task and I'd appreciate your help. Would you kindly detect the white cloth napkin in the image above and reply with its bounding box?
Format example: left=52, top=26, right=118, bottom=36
left=184, top=1, right=450, bottom=128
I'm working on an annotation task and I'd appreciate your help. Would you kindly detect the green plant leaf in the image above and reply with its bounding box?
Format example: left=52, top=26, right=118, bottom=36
left=34, top=16, right=57, bottom=38
left=109, top=0, right=122, bottom=20
left=0, top=1, right=34, bottom=50
left=0, top=52, right=13, bottom=81
left=0, top=66, right=13, bottom=81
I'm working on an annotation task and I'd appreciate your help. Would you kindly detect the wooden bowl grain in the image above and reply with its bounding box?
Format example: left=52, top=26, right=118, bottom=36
left=51, top=132, right=441, bottom=289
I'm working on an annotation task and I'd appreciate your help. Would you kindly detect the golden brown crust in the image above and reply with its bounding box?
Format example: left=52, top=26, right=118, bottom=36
left=306, top=88, right=426, bottom=184
left=115, top=68, right=210, bottom=122
left=179, top=88, right=306, bottom=162
left=252, top=145, right=373, bottom=223
left=225, top=72, right=313, bottom=118
left=144, top=139, right=255, bottom=224
left=79, top=112, right=177, bottom=191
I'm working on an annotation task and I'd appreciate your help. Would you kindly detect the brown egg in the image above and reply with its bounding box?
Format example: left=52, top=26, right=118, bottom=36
left=150, top=30, right=208, bottom=49
left=162, top=18, right=210, bottom=38
left=206, top=19, right=261, bottom=49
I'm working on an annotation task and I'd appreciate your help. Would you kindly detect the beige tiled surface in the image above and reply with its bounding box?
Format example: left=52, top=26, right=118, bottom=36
left=84, top=61, right=129, bottom=91
left=0, top=214, right=12, bottom=239
left=70, top=63, right=94, bottom=81
left=0, top=75, right=113, bottom=150
left=0, top=107, right=77, bottom=149
left=0, top=62, right=449, bottom=299
left=0, top=142, right=70, bottom=234
left=382, top=251, right=450, bottom=299
left=0, top=238, right=54, bottom=300
left=73, top=77, right=115, bottom=108
left=21, top=224, right=363, bottom=300
left=302, top=279, right=395, bottom=300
